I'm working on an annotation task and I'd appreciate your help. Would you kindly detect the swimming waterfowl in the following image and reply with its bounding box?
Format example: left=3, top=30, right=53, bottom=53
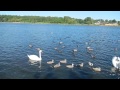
left=79, top=63, right=84, bottom=67
left=27, top=49, right=42, bottom=61
left=54, top=62, right=61, bottom=68
left=112, top=56, right=120, bottom=69
left=47, top=59, right=54, bottom=64
left=60, top=59, right=67, bottom=63
left=88, top=62, right=93, bottom=66
left=29, top=45, right=32, bottom=47
left=66, top=63, right=74, bottom=68
left=91, top=54, right=95, bottom=58
left=54, top=47, right=58, bottom=50
left=73, top=49, right=77, bottom=52
left=87, top=47, right=93, bottom=51
left=92, top=67, right=101, bottom=72
left=59, top=42, right=63, bottom=44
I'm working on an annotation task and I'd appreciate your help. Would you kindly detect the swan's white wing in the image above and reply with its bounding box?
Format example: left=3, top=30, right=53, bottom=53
left=113, top=56, right=117, bottom=60
left=112, top=56, right=119, bottom=68
left=28, top=55, right=40, bottom=60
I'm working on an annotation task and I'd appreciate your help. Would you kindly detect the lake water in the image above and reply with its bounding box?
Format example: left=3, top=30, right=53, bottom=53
left=0, top=23, right=120, bottom=79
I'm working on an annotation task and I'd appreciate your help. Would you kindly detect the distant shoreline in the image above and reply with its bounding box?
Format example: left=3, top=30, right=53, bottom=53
left=0, top=22, right=120, bottom=27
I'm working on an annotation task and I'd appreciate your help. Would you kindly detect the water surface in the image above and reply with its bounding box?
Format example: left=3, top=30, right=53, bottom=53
left=0, top=23, right=120, bottom=79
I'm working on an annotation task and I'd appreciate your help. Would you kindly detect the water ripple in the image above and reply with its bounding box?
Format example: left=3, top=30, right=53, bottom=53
left=0, top=23, right=120, bottom=79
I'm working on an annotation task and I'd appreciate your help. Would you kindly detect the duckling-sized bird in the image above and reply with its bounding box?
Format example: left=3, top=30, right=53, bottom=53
left=60, top=59, right=67, bottom=63
left=87, top=47, right=93, bottom=51
left=91, top=54, right=95, bottom=59
left=62, top=46, right=65, bottom=48
left=59, top=42, right=63, bottom=44
left=79, top=63, right=84, bottom=67
left=88, top=62, right=93, bottom=66
left=47, top=59, right=54, bottom=64
left=73, top=49, right=77, bottom=52
left=54, top=62, right=61, bottom=68
left=66, top=63, right=74, bottom=68
left=29, top=45, right=33, bottom=47
left=92, top=67, right=101, bottom=72
left=54, top=47, right=58, bottom=50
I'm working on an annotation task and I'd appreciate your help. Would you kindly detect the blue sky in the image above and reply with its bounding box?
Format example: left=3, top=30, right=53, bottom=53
left=0, top=11, right=120, bottom=21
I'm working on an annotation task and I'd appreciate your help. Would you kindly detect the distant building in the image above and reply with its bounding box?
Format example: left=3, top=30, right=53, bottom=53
left=95, top=21, right=100, bottom=25
left=105, top=23, right=118, bottom=26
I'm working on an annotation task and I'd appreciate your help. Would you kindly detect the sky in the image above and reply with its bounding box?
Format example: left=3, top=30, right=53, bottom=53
left=0, top=11, right=120, bottom=21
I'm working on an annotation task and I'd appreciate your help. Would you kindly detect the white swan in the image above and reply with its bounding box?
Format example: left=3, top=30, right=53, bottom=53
left=47, top=59, right=54, bottom=64
left=112, top=56, right=120, bottom=69
left=92, top=67, right=101, bottom=72
left=27, top=49, right=42, bottom=61
left=60, top=59, right=67, bottom=63
left=79, top=63, right=84, bottom=67
left=88, top=62, right=93, bottom=66
left=66, top=63, right=74, bottom=68
left=54, top=62, right=61, bottom=68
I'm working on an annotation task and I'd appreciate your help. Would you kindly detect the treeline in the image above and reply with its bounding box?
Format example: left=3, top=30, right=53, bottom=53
left=0, top=15, right=120, bottom=25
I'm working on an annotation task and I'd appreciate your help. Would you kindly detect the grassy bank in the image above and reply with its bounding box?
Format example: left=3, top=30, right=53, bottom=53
left=0, top=22, right=120, bottom=27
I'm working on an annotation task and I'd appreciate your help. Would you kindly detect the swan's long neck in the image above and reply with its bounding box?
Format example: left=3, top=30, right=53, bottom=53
left=39, top=50, right=42, bottom=59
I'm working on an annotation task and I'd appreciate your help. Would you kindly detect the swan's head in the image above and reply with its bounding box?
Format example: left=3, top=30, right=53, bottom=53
left=52, top=59, right=54, bottom=62
left=72, top=63, right=74, bottom=66
left=36, top=48, right=43, bottom=52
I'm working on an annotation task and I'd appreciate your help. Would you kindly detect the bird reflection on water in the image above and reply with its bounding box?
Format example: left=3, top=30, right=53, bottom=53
left=29, top=59, right=42, bottom=69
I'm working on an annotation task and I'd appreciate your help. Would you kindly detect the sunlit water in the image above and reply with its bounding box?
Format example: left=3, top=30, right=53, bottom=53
left=0, top=22, right=120, bottom=79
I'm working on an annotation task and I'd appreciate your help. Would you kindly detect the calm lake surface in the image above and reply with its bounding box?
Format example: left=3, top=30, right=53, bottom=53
left=0, top=22, right=120, bottom=79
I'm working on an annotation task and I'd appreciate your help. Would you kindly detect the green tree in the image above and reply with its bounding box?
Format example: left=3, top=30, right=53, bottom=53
left=112, top=19, right=117, bottom=23
left=118, top=21, right=120, bottom=25
left=84, top=17, right=93, bottom=24
left=105, top=19, right=108, bottom=23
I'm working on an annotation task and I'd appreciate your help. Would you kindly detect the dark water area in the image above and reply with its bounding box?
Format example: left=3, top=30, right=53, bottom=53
left=0, top=22, right=120, bottom=79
